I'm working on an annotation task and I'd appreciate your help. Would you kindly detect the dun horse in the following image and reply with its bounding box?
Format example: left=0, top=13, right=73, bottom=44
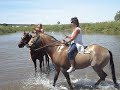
left=28, top=33, right=118, bottom=89
left=18, top=32, right=49, bottom=73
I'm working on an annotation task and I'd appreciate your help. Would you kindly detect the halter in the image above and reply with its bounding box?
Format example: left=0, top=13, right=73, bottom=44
left=21, top=33, right=32, bottom=47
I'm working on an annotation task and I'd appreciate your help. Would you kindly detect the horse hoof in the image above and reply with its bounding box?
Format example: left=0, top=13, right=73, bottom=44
left=94, top=84, right=99, bottom=89
left=53, top=84, right=55, bottom=87
left=70, top=87, right=74, bottom=90
left=70, top=86, right=74, bottom=90
left=95, top=83, right=98, bottom=86
left=114, top=83, right=119, bottom=89
left=95, top=81, right=100, bottom=86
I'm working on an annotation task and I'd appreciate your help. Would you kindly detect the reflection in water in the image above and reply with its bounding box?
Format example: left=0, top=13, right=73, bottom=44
left=0, top=32, right=120, bottom=90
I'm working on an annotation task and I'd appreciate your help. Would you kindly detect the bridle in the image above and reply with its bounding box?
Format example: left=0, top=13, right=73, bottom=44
left=21, top=33, right=32, bottom=47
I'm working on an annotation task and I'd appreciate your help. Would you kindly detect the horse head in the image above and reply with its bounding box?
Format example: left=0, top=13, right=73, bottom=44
left=18, top=31, right=32, bottom=48
left=28, top=34, right=43, bottom=49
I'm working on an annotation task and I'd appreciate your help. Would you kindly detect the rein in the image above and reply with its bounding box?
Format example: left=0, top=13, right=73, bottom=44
left=34, top=40, right=61, bottom=51
left=30, top=34, right=67, bottom=51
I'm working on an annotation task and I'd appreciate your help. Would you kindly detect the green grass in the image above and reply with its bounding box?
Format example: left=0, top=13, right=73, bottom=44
left=0, top=21, right=120, bottom=35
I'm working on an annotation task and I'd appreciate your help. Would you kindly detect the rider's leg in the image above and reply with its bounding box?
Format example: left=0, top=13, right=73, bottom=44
left=67, top=43, right=78, bottom=73
left=67, top=60, right=75, bottom=73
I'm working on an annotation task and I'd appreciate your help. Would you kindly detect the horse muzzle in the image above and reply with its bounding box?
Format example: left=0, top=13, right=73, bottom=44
left=18, top=43, right=24, bottom=48
left=27, top=44, right=31, bottom=48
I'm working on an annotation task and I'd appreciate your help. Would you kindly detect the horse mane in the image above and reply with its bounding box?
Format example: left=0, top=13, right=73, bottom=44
left=40, top=33, right=58, bottom=41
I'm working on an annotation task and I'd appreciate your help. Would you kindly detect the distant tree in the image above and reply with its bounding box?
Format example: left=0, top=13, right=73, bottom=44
left=57, top=21, right=60, bottom=24
left=114, top=11, right=120, bottom=21
left=30, top=24, right=34, bottom=26
left=3, top=23, right=8, bottom=26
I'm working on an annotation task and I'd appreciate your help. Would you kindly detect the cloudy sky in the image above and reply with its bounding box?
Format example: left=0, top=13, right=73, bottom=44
left=0, top=0, right=120, bottom=24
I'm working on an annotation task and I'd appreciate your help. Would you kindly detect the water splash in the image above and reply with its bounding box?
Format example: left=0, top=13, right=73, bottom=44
left=72, top=77, right=120, bottom=90
left=21, top=72, right=120, bottom=90
left=22, top=73, right=66, bottom=90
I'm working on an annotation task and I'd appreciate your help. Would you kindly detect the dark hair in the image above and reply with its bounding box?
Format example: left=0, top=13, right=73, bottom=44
left=71, top=17, right=80, bottom=27
left=37, top=24, right=42, bottom=28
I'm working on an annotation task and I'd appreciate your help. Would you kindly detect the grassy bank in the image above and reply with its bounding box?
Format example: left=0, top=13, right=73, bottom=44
left=81, top=21, right=120, bottom=34
left=0, top=25, right=34, bottom=34
left=0, top=21, right=120, bottom=35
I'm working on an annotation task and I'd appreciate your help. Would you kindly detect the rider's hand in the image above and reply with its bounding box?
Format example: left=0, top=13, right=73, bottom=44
left=65, top=35, right=69, bottom=38
left=65, top=41, right=69, bottom=46
left=61, top=40, right=66, bottom=44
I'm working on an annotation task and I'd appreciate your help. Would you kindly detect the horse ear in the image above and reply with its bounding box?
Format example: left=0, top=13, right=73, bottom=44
left=24, top=31, right=28, bottom=34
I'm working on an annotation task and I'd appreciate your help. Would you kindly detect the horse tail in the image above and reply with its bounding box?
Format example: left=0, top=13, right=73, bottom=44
left=109, top=50, right=118, bottom=86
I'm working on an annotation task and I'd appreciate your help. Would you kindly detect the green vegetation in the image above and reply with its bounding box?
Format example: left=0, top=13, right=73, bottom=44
left=114, top=11, right=120, bottom=21
left=81, top=21, right=120, bottom=34
left=0, top=25, right=34, bottom=34
left=44, top=21, right=120, bottom=35
left=0, top=21, right=120, bottom=35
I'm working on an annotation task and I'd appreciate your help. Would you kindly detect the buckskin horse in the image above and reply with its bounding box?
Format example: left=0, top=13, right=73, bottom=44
left=28, top=33, right=118, bottom=89
left=18, top=31, right=49, bottom=73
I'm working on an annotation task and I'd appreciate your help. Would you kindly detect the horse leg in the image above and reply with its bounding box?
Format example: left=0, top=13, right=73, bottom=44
left=42, top=56, right=44, bottom=67
left=53, top=65, right=60, bottom=87
left=92, top=66, right=107, bottom=86
left=61, top=68, right=73, bottom=90
left=44, top=54, right=49, bottom=66
left=39, top=57, right=43, bottom=71
left=32, top=59, right=37, bottom=73
left=45, top=54, right=49, bottom=67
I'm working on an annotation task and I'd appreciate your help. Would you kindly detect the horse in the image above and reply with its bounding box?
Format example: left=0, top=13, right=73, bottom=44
left=18, top=31, right=49, bottom=73
left=28, top=33, right=119, bottom=89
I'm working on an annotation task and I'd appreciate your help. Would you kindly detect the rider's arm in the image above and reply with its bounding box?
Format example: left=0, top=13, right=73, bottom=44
left=66, top=29, right=80, bottom=43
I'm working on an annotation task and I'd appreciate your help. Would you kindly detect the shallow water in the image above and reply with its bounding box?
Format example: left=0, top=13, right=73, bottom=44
left=0, top=32, right=120, bottom=90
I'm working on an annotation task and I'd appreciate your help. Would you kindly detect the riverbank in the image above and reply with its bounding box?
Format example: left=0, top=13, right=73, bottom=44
left=0, top=21, right=120, bottom=35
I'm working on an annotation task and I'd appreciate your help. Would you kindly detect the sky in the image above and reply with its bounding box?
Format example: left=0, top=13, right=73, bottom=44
left=0, top=0, right=120, bottom=24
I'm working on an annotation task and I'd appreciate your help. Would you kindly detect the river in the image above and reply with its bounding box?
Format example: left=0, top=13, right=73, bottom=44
left=0, top=32, right=120, bottom=90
